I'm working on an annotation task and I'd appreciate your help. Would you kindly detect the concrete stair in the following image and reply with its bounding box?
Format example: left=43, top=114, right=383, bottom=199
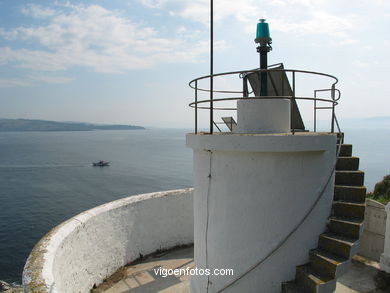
left=335, top=170, right=364, bottom=186
left=336, top=157, right=359, bottom=171
left=281, top=142, right=366, bottom=293
left=328, top=217, right=363, bottom=239
left=296, top=264, right=336, bottom=293
left=339, top=144, right=352, bottom=157
left=334, top=185, right=366, bottom=202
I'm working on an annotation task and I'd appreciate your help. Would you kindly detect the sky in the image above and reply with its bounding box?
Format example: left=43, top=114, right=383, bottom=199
left=0, top=0, right=389, bottom=128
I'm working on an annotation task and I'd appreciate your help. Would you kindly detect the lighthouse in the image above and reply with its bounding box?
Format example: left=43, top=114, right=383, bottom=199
left=187, top=19, right=343, bottom=293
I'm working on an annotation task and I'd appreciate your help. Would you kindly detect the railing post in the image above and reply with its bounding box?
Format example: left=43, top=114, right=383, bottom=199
left=291, top=71, right=295, bottom=133
left=243, top=76, right=248, bottom=98
left=331, top=84, right=335, bottom=133
left=195, top=80, right=198, bottom=134
left=209, top=0, right=214, bottom=134
left=314, top=90, right=317, bottom=132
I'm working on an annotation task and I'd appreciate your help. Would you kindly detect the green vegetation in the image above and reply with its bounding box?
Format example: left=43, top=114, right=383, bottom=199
left=367, top=175, right=390, bottom=205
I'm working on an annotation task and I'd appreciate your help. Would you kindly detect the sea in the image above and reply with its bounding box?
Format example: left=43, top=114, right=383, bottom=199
left=0, top=127, right=389, bottom=283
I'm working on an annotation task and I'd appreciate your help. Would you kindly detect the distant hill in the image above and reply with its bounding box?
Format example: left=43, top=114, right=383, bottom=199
left=0, top=119, right=145, bottom=132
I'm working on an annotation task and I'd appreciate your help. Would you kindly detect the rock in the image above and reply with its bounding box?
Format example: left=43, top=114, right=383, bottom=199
left=0, top=281, right=11, bottom=292
left=0, top=281, right=22, bottom=293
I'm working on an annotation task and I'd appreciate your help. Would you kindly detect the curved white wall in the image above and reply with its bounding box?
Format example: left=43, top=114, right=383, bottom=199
left=22, top=188, right=194, bottom=293
left=187, top=133, right=336, bottom=293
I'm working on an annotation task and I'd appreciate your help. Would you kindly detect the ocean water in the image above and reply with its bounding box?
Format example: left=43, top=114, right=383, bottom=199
left=0, top=127, right=388, bottom=283
left=0, top=129, right=193, bottom=283
left=343, top=128, right=390, bottom=192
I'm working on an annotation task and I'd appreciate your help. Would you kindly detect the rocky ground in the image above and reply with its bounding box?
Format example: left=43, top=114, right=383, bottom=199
left=0, top=281, right=23, bottom=293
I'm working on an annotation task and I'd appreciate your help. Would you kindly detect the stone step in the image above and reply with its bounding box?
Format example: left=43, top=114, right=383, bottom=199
left=309, top=249, right=350, bottom=279
left=332, top=201, right=365, bottom=220
left=339, top=144, right=352, bottom=157
left=328, top=217, right=364, bottom=239
left=296, top=265, right=336, bottom=293
left=336, top=157, right=359, bottom=171
left=319, top=233, right=359, bottom=259
left=335, top=171, right=364, bottom=186
left=281, top=281, right=304, bottom=293
left=334, top=185, right=366, bottom=203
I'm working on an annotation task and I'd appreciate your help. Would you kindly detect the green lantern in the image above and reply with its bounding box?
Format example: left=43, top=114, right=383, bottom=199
left=255, top=19, right=272, bottom=44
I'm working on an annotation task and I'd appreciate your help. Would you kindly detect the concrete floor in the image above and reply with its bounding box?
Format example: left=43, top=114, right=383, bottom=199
left=92, top=246, right=194, bottom=293
left=92, top=247, right=385, bottom=293
left=336, top=259, right=379, bottom=293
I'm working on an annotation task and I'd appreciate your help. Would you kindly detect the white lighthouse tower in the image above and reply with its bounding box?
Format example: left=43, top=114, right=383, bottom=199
left=186, top=19, right=349, bottom=293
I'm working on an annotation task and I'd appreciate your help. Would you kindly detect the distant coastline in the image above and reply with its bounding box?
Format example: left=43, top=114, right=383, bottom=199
left=0, top=118, right=145, bottom=132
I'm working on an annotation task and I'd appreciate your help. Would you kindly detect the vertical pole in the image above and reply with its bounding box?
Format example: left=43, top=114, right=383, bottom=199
left=331, top=84, right=335, bottom=133
left=195, top=80, right=198, bottom=134
left=314, top=91, right=317, bottom=132
left=292, top=71, right=295, bottom=133
left=260, top=49, right=268, bottom=96
left=210, top=0, right=214, bottom=134
left=243, top=76, right=248, bottom=97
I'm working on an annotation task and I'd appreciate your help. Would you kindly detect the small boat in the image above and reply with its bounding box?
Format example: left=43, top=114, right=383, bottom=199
left=92, top=160, right=110, bottom=167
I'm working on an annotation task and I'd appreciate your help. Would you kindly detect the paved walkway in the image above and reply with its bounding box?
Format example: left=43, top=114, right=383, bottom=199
left=336, top=256, right=379, bottom=293
left=92, top=247, right=386, bottom=293
left=92, top=246, right=193, bottom=293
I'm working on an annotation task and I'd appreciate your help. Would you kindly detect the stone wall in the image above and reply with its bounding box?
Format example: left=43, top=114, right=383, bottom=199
left=22, top=188, right=194, bottom=293
left=380, top=203, right=390, bottom=272
left=359, top=199, right=387, bottom=261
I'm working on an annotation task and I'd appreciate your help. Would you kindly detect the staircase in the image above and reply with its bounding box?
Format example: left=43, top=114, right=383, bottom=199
left=281, top=142, right=366, bottom=293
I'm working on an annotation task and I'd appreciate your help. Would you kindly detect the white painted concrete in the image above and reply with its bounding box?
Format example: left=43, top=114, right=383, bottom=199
left=22, top=188, right=194, bottom=293
left=236, top=99, right=291, bottom=133
left=359, top=199, right=386, bottom=261
left=187, top=132, right=337, bottom=293
left=380, top=202, right=390, bottom=273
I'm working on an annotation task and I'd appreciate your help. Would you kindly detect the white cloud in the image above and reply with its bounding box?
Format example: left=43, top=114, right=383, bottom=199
left=137, top=0, right=358, bottom=44
left=0, top=3, right=215, bottom=75
left=352, top=60, right=371, bottom=68
left=270, top=10, right=358, bottom=43
left=28, top=74, right=73, bottom=84
left=20, top=3, right=57, bottom=18
left=138, top=0, right=259, bottom=24
left=0, top=78, right=31, bottom=88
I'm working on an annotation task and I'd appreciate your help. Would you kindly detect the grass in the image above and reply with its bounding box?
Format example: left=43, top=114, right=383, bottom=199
left=367, top=192, right=389, bottom=205
left=367, top=174, right=390, bottom=205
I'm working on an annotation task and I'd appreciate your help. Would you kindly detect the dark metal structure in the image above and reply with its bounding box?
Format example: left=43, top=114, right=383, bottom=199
left=255, top=19, right=272, bottom=97
left=244, top=63, right=305, bottom=130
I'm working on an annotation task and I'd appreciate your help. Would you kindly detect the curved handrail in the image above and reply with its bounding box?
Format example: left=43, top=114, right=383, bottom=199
left=189, top=68, right=339, bottom=92
left=189, top=67, right=341, bottom=134
left=189, top=95, right=338, bottom=110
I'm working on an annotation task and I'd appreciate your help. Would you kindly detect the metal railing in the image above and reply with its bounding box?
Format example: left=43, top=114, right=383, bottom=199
left=189, top=68, right=341, bottom=134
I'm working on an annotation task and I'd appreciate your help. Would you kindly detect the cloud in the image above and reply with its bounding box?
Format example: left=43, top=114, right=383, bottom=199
left=352, top=60, right=373, bottom=68
left=138, top=0, right=258, bottom=24
left=0, top=78, right=31, bottom=88
left=0, top=3, right=216, bottom=75
left=137, top=0, right=358, bottom=44
left=270, top=10, right=358, bottom=43
left=28, top=74, right=73, bottom=84
left=0, top=73, right=72, bottom=88
left=20, top=3, right=57, bottom=18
